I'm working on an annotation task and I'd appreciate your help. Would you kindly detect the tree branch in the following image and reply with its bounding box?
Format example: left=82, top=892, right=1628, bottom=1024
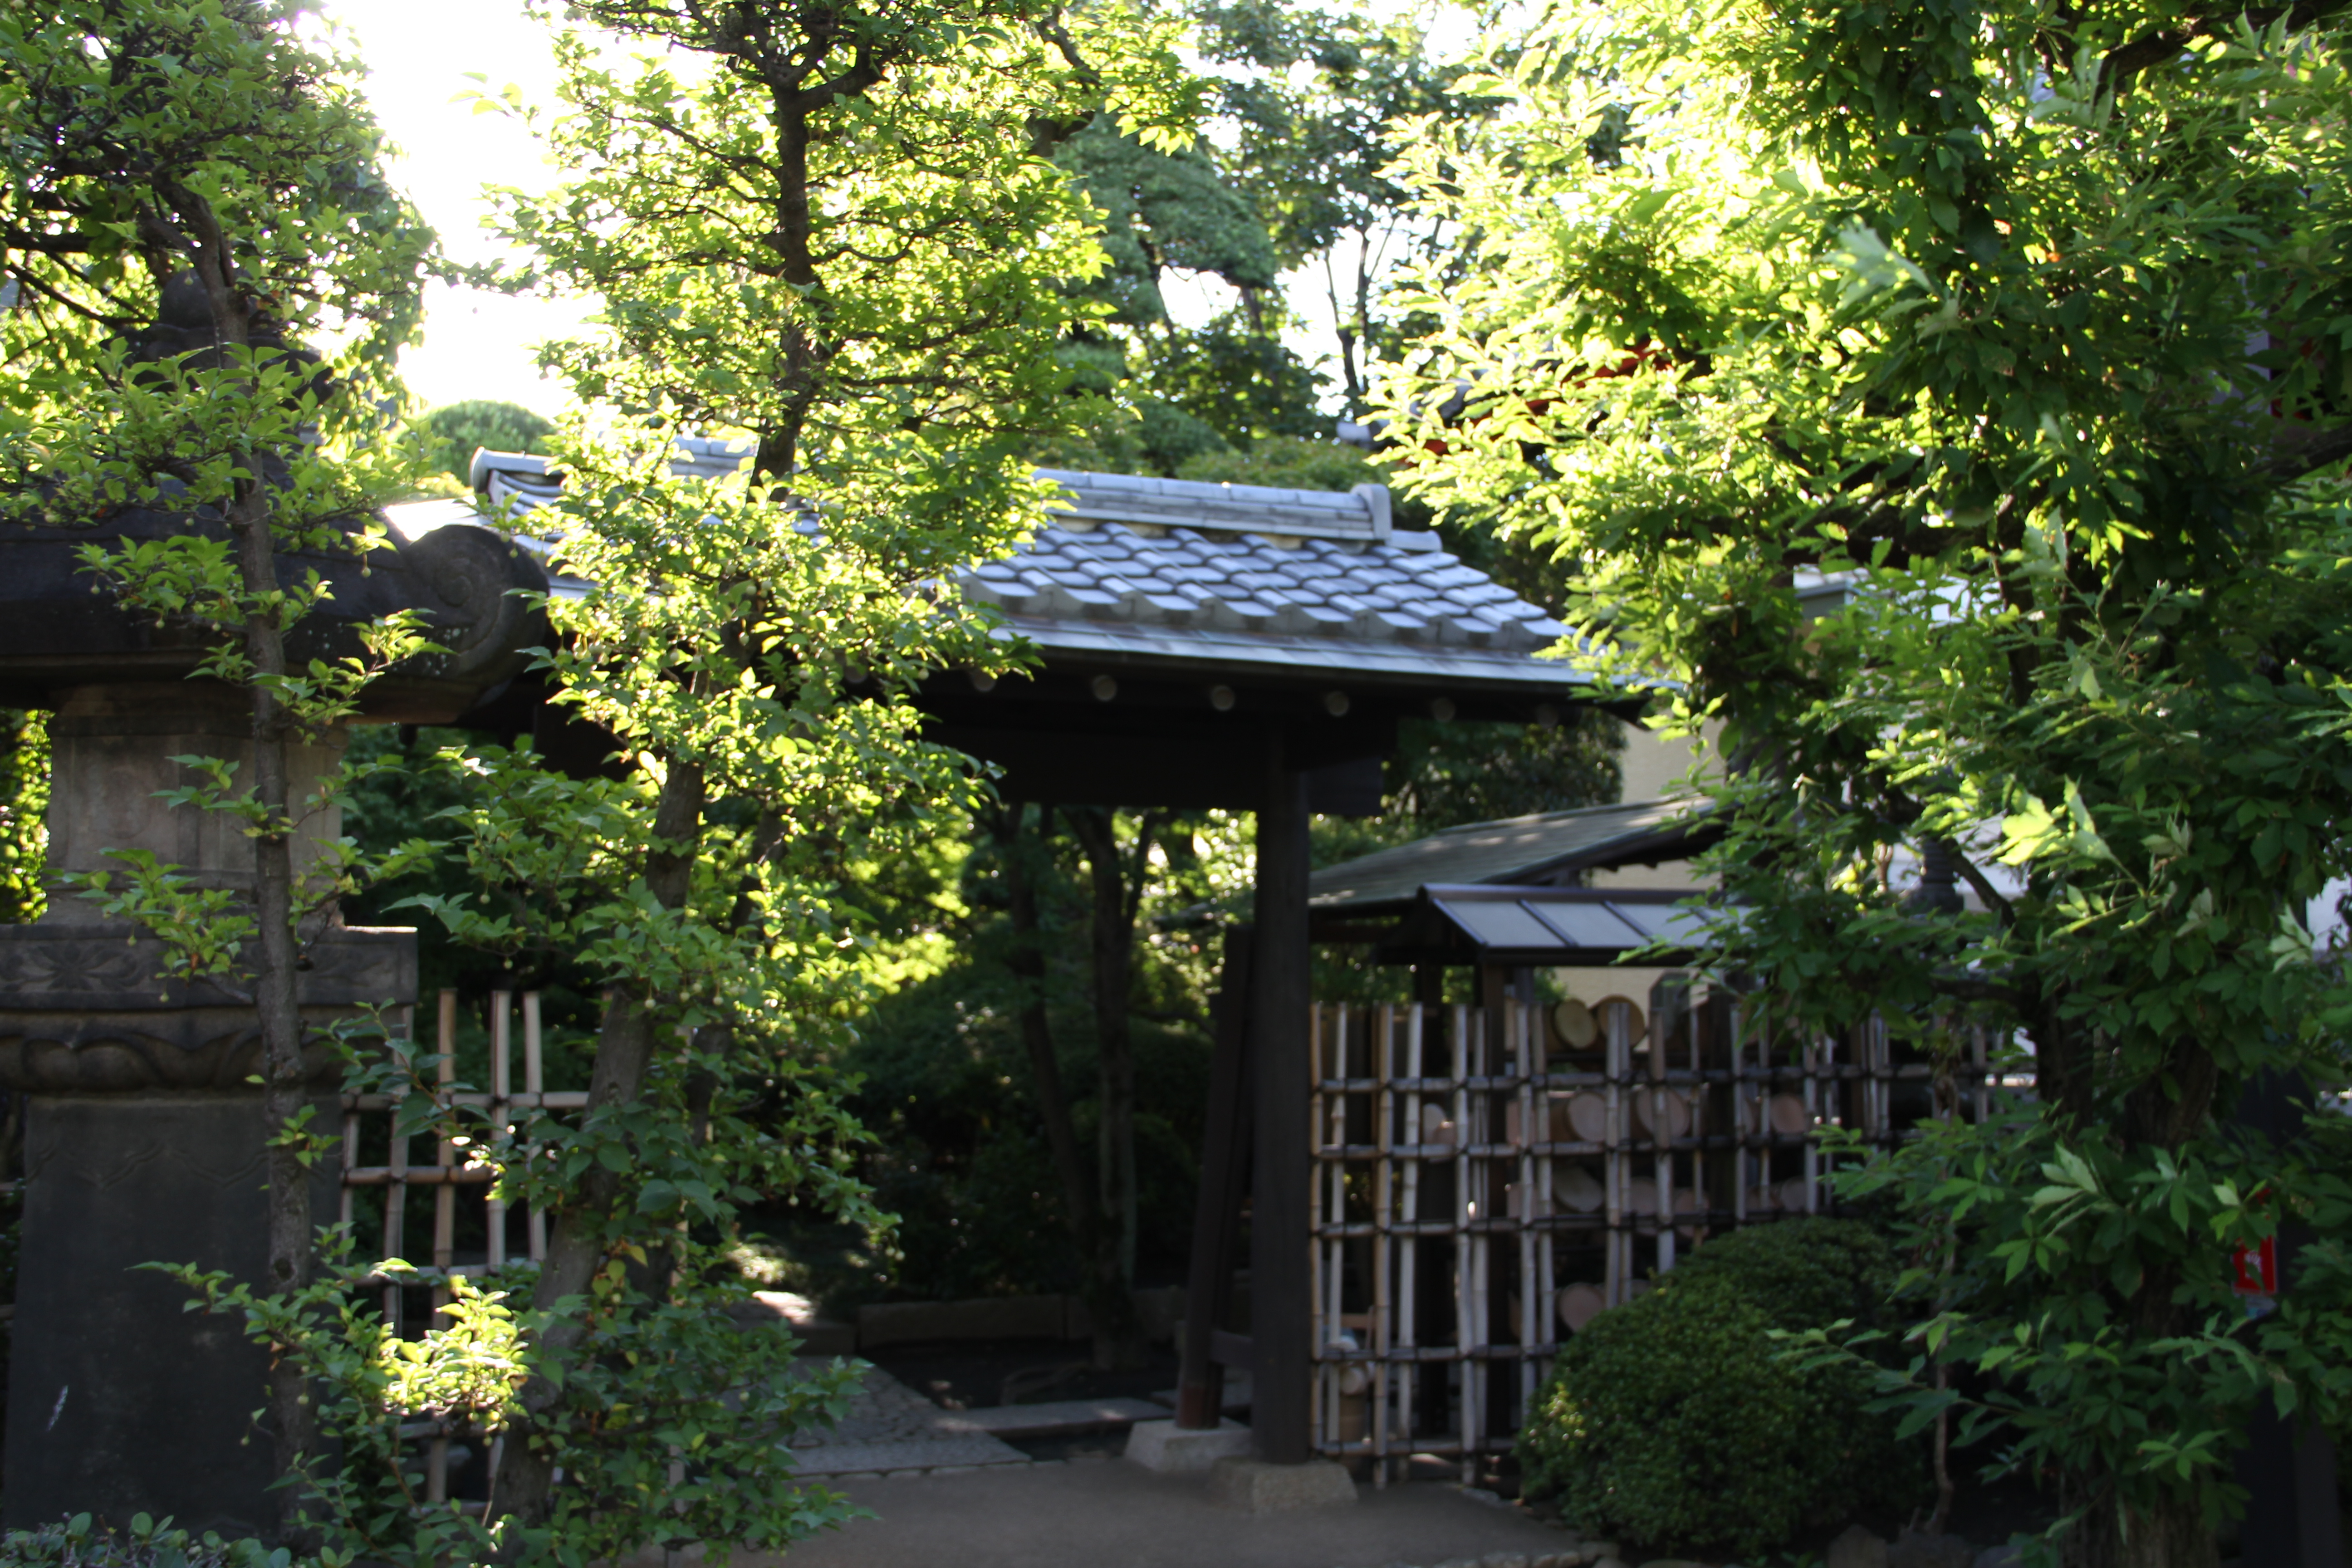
left=1927, top=973, right=2029, bottom=1010
left=2096, top=0, right=2352, bottom=96
left=2262, top=418, right=2352, bottom=484
left=1948, top=849, right=2015, bottom=928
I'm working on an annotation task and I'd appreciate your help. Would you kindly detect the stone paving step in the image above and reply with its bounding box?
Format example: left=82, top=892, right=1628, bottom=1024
left=782, top=1359, right=1178, bottom=1477
left=788, top=1435, right=1029, bottom=1476
left=1146, top=1370, right=1252, bottom=1416
left=940, top=1397, right=1169, bottom=1437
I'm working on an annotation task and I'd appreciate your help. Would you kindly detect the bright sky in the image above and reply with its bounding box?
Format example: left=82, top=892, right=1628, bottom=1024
left=322, top=0, right=589, bottom=416
left=323, top=0, right=1453, bottom=421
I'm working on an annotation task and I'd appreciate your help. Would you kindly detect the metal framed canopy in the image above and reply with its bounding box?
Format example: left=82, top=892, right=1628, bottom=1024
left=1365, top=883, right=1716, bottom=967
left=1308, top=797, right=1719, bottom=921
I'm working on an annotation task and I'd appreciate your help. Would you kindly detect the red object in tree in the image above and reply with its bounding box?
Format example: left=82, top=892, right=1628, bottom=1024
left=2231, top=1235, right=2278, bottom=1296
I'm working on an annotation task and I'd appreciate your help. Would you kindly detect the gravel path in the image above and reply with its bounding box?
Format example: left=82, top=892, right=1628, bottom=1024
left=782, top=1359, right=1032, bottom=1476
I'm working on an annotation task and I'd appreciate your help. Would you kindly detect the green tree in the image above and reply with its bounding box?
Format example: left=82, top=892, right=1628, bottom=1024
left=412, top=399, right=553, bottom=484
left=1191, top=0, right=1493, bottom=416
left=1055, top=120, right=1277, bottom=333
left=0, top=0, right=432, bottom=1529
left=1042, top=117, right=1321, bottom=470
left=1383, top=5, right=2352, bottom=1566
left=1143, top=314, right=1327, bottom=450
left=443, top=0, right=1198, bottom=1535
left=1035, top=4, right=1497, bottom=465
left=1382, top=715, right=1620, bottom=832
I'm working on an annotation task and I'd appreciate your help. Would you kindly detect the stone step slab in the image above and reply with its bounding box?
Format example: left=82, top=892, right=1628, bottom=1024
left=788, top=1435, right=1029, bottom=1475
left=940, top=1397, right=1170, bottom=1436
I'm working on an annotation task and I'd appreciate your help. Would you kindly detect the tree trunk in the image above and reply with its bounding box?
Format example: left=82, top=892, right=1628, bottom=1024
left=494, top=758, right=706, bottom=1535
left=990, top=806, right=1094, bottom=1249
left=2059, top=1477, right=2218, bottom=1568
left=183, top=220, right=319, bottom=1544
left=230, top=474, right=315, bottom=1541
left=989, top=804, right=1130, bottom=1365
left=2039, top=1028, right=2223, bottom=1568
left=1067, top=806, right=1160, bottom=1370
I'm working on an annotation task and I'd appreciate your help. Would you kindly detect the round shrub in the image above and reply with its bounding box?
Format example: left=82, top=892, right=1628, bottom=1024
left=1664, top=1214, right=1901, bottom=1335
left=1516, top=1218, right=1921, bottom=1559
left=1519, top=1277, right=1813, bottom=1555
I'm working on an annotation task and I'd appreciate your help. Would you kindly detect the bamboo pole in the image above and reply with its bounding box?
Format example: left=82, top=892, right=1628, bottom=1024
left=1372, top=1003, right=1393, bottom=1488
left=1971, top=1021, right=1990, bottom=1127
left=1398, top=1003, right=1422, bottom=1456
left=340, top=1083, right=360, bottom=1232
left=1452, top=1001, right=1475, bottom=1480
left=1319, top=1004, right=1346, bottom=1457
left=1309, top=1003, right=1325, bottom=1456
left=487, top=990, right=511, bottom=1269
left=1606, top=1002, right=1623, bottom=1305
left=1802, top=1031, right=1822, bottom=1215
left=382, top=1005, right=412, bottom=1333
left=1533, top=1001, right=1555, bottom=1390
left=1651, top=998, right=1674, bottom=1275
left=1688, top=986, right=1705, bottom=1245
left=1514, top=1000, right=1539, bottom=1426
left=1733, top=992, right=1752, bottom=1226
left=524, top=991, right=546, bottom=1262
left=432, top=989, right=457, bottom=1315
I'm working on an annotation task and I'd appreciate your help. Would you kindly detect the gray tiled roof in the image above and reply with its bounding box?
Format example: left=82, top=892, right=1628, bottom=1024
left=448, top=450, right=1583, bottom=690
left=466, top=437, right=750, bottom=514
left=1310, top=798, right=1714, bottom=914
left=969, top=469, right=1565, bottom=655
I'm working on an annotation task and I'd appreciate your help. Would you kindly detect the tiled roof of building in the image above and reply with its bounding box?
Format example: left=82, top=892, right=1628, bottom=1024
left=432, top=447, right=1586, bottom=694
left=465, top=437, right=750, bottom=514
left=968, top=469, right=1565, bottom=659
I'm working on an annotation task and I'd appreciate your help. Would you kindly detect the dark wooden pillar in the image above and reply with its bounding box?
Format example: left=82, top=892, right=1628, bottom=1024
left=1250, top=727, right=1313, bottom=1464
left=2236, top=1072, right=2343, bottom=1567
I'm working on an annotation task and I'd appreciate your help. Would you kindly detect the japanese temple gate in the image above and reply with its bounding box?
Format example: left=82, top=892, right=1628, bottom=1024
left=451, top=451, right=1623, bottom=1467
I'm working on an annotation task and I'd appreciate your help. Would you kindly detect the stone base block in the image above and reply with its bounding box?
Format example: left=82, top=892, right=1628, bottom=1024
left=1204, top=1455, right=1357, bottom=1512
left=2, top=1091, right=343, bottom=1535
left=793, top=1320, right=858, bottom=1357
left=1122, top=1417, right=1252, bottom=1474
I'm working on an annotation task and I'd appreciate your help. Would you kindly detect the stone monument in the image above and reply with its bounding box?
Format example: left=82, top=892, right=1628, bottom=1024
left=0, top=487, right=545, bottom=1534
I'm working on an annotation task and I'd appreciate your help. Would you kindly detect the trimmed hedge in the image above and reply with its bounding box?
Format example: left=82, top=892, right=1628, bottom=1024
left=1516, top=1217, right=1920, bottom=1559
left=1666, top=1213, right=1900, bottom=1333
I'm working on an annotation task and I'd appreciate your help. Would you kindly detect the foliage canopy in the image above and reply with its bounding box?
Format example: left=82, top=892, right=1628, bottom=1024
left=1386, top=0, right=2352, bottom=1562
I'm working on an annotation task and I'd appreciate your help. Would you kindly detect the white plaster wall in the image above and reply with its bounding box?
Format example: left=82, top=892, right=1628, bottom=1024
left=1590, top=717, right=1717, bottom=897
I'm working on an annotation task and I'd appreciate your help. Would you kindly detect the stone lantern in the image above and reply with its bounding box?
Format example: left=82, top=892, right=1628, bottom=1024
left=0, top=494, right=545, bottom=1536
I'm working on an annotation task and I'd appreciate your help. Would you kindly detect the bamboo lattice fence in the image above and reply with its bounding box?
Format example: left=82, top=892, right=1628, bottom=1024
left=338, top=988, right=583, bottom=1508
left=1308, top=983, right=2002, bottom=1482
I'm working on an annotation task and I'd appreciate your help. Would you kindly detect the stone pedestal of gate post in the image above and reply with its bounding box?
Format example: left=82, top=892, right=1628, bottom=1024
left=0, top=497, right=547, bottom=1536
left=0, top=684, right=414, bottom=1537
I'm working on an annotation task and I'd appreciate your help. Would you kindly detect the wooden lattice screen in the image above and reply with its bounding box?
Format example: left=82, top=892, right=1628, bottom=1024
left=1308, top=984, right=1999, bottom=1483
left=338, top=988, right=586, bottom=1506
